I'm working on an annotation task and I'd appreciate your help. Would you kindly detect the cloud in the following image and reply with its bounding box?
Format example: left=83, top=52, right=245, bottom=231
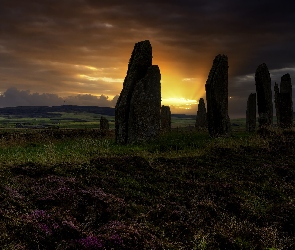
left=0, top=87, right=118, bottom=108
left=65, top=93, right=119, bottom=107
left=0, top=0, right=295, bottom=117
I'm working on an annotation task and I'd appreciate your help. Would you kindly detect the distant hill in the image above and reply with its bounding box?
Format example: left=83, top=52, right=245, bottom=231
left=0, top=105, right=115, bottom=118
left=0, top=105, right=198, bottom=119
left=171, top=114, right=196, bottom=119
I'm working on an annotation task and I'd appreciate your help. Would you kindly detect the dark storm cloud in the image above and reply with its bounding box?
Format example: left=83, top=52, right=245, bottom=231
left=0, top=0, right=295, bottom=117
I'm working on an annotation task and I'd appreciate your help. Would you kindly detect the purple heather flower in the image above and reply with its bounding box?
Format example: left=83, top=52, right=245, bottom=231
left=32, top=210, right=48, bottom=219
left=52, top=222, right=60, bottom=229
left=110, top=234, right=123, bottom=245
left=78, top=236, right=103, bottom=248
left=38, top=223, right=52, bottom=235
left=62, top=220, right=79, bottom=231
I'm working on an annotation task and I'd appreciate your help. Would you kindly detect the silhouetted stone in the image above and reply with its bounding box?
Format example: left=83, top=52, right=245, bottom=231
left=274, top=74, right=293, bottom=129
left=195, top=98, right=207, bottom=129
left=160, top=105, right=171, bottom=132
left=115, top=40, right=161, bottom=144
left=255, top=63, right=273, bottom=128
left=274, top=82, right=280, bottom=125
left=128, top=65, right=161, bottom=143
left=246, top=93, right=256, bottom=132
left=100, top=116, right=109, bottom=133
left=205, top=54, right=231, bottom=137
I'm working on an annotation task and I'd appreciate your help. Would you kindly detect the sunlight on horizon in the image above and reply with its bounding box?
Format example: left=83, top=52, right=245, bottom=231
left=162, top=97, right=198, bottom=106
left=162, top=97, right=198, bottom=112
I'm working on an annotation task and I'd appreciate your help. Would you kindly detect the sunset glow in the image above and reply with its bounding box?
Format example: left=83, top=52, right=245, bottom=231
left=162, top=97, right=197, bottom=106
left=0, top=1, right=294, bottom=117
left=79, top=74, right=123, bottom=83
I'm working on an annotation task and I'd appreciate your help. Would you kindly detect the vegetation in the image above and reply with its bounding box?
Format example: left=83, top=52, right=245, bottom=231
left=0, top=112, right=197, bottom=129
left=0, top=112, right=115, bottom=129
left=0, top=118, right=295, bottom=249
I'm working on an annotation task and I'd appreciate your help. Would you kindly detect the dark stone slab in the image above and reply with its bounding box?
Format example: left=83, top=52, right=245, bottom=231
left=205, top=54, right=231, bottom=137
left=161, top=105, right=171, bottom=132
left=195, top=98, right=207, bottom=130
left=255, top=63, right=273, bottom=128
left=115, top=40, right=161, bottom=144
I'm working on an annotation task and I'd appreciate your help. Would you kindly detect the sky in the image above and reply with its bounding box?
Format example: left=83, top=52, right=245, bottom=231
left=1, top=0, right=295, bottom=118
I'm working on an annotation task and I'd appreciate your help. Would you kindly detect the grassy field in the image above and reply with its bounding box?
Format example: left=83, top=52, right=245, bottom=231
left=0, top=113, right=203, bottom=130
left=0, top=118, right=295, bottom=249
left=0, top=112, right=116, bottom=129
left=0, top=111, right=252, bottom=130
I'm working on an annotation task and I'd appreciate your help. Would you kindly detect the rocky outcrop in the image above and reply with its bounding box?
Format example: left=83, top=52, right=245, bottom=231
left=205, top=54, right=231, bottom=137
left=255, top=63, right=273, bottom=128
left=246, top=93, right=256, bottom=132
left=115, top=40, right=161, bottom=144
left=161, top=105, right=171, bottom=131
left=195, top=98, right=207, bottom=129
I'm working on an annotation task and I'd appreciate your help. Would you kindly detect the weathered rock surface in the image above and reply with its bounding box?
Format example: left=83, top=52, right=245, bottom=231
left=255, top=63, right=273, bottom=128
left=128, top=65, right=161, bottom=143
left=195, top=98, right=207, bottom=129
left=205, top=54, right=231, bottom=137
left=161, top=105, right=171, bottom=131
left=246, top=93, right=256, bottom=132
left=274, top=74, right=293, bottom=128
left=115, top=40, right=161, bottom=144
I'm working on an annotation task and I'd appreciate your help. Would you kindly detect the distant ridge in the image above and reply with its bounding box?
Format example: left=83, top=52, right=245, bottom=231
left=0, top=106, right=198, bottom=119
left=171, top=114, right=196, bottom=119
left=0, top=105, right=115, bottom=118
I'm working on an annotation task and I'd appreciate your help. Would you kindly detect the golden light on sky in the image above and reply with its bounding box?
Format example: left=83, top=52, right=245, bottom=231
left=152, top=53, right=207, bottom=114
left=162, top=97, right=198, bottom=106
left=79, top=74, right=124, bottom=83
left=1, top=1, right=294, bottom=118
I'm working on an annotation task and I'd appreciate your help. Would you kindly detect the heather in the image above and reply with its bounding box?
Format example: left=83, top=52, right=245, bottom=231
left=0, top=128, right=295, bottom=249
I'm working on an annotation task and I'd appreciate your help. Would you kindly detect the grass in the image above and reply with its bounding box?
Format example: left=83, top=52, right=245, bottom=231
left=0, top=124, right=295, bottom=249
left=0, top=112, right=116, bottom=129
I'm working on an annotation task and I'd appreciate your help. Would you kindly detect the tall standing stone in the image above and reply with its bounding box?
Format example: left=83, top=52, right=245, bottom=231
left=205, top=54, right=231, bottom=137
left=161, top=105, right=171, bottom=131
left=246, top=93, right=256, bottom=132
left=115, top=40, right=161, bottom=144
left=255, top=63, right=273, bottom=128
left=128, top=65, right=161, bottom=142
left=195, top=98, right=207, bottom=129
left=274, top=82, right=280, bottom=125
left=274, top=74, right=293, bottom=128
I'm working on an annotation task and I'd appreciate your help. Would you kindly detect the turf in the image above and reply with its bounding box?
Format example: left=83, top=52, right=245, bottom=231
left=0, top=128, right=294, bottom=249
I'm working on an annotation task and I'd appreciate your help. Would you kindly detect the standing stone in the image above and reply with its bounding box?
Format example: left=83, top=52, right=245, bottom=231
left=100, top=116, right=109, bottom=135
left=195, top=98, right=207, bottom=129
left=274, top=82, right=280, bottom=125
left=246, top=93, right=256, bottom=132
left=128, top=65, right=161, bottom=142
left=161, top=105, right=171, bottom=131
left=274, top=74, right=293, bottom=128
left=205, top=54, right=231, bottom=137
left=115, top=40, right=161, bottom=144
left=255, top=63, right=273, bottom=128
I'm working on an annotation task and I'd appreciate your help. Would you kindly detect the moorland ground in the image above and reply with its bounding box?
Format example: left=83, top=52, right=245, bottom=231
left=0, top=116, right=294, bottom=249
